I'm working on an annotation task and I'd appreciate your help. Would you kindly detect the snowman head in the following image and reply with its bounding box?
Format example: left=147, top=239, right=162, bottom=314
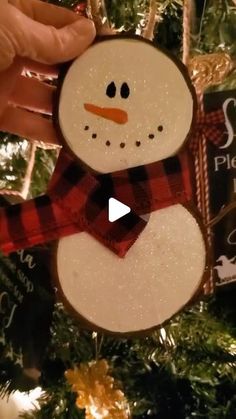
left=58, top=36, right=195, bottom=173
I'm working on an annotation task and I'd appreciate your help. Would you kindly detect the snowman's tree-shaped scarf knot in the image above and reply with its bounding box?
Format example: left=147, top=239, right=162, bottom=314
left=189, top=109, right=226, bottom=155
left=0, top=150, right=192, bottom=257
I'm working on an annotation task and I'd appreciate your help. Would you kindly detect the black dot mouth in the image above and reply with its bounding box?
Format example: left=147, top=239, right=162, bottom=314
left=83, top=125, right=164, bottom=148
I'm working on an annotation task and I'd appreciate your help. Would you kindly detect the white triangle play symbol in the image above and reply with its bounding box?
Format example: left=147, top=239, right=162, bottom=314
left=108, top=198, right=131, bottom=222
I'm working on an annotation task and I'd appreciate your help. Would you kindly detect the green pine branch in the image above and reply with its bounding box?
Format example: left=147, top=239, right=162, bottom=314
left=0, top=1, right=236, bottom=418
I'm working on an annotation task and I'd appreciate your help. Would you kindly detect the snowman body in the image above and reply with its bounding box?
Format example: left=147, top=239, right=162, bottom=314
left=57, top=37, right=206, bottom=335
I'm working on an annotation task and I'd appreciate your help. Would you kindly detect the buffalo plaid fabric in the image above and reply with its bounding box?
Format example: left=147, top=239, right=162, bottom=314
left=189, top=109, right=226, bottom=155
left=0, top=150, right=192, bottom=257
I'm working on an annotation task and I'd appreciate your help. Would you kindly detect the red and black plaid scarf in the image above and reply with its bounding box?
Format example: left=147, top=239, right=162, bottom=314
left=189, top=109, right=226, bottom=155
left=0, top=150, right=192, bottom=257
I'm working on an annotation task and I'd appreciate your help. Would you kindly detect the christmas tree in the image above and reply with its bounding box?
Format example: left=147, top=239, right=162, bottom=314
left=0, top=1, right=236, bottom=418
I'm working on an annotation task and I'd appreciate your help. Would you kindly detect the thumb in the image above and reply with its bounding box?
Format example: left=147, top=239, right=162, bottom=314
left=11, top=7, right=96, bottom=64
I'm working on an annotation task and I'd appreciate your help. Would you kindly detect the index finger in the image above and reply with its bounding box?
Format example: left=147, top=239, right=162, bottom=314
left=9, top=0, right=80, bottom=28
left=9, top=6, right=96, bottom=65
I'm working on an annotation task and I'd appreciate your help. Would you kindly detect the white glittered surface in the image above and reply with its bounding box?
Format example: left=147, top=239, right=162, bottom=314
left=59, top=38, right=193, bottom=173
left=57, top=37, right=206, bottom=334
left=57, top=205, right=206, bottom=334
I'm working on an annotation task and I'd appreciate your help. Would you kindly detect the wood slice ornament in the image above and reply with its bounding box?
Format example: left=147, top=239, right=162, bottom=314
left=55, top=36, right=207, bottom=335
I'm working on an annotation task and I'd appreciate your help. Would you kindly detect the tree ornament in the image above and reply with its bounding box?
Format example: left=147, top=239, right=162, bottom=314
left=0, top=244, right=55, bottom=375
left=181, top=0, right=236, bottom=294
left=0, top=35, right=208, bottom=335
left=188, top=53, right=235, bottom=95
left=193, top=89, right=236, bottom=291
left=65, top=359, right=130, bottom=419
left=55, top=35, right=207, bottom=334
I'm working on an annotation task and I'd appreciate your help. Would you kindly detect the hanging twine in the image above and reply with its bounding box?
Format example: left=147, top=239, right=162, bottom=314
left=182, top=0, right=214, bottom=293
left=87, top=0, right=111, bottom=35
left=87, top=0, right=100, bottom=23
left=20, top=143, right=37, bottom=199
left=143, top=0, right=157, bottom=41
left=182, top=0, right=191, bottom=65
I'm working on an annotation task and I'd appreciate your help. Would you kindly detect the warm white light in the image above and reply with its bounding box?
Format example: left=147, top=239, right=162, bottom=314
left=89, top=405, right=109, bottom=418
left=229, top=343, right=236, bottom=355
left=13, top=387, right=42, bottom=411
left=160, top=327, right=167, bottom=342
left=0, top=387, right=43, bottom=419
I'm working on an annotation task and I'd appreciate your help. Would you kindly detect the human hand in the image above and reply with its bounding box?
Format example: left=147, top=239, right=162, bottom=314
left=0, top=58, right=60, bottom=144
left=0, top=0, right=96, bottom=71
left=0, top=0, right=95, bottom=145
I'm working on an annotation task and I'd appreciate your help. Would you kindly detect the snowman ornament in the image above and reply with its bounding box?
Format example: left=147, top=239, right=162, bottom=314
left=56, top=36, right=207, bottom=335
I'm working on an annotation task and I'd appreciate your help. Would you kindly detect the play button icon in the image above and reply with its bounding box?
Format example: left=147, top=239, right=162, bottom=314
left=108, top=198, right=131, bottom=222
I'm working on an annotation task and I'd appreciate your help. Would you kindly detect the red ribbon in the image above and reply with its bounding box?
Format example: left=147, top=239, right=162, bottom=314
left=0, top=151, right=192, bottom=256
left=0, top=109, right=225, bottom=257
left=189, top=109, right=226, bottom=155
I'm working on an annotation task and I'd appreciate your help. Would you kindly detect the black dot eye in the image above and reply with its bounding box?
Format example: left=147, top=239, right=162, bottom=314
left=120, top=82, right=130, bottom=99
left=106, top=82, right=116, bottom=98
left=158, top=125, right=163, bottom=132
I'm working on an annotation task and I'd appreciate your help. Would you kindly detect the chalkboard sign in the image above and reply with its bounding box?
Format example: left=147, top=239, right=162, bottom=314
left=204, top=90, right=236, bottom=289
left=0, top=197, right=55, bottom=369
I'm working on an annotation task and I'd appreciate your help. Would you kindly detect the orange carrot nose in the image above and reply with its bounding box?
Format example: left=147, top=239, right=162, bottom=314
left=84, top=103, right=128, bottom=124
